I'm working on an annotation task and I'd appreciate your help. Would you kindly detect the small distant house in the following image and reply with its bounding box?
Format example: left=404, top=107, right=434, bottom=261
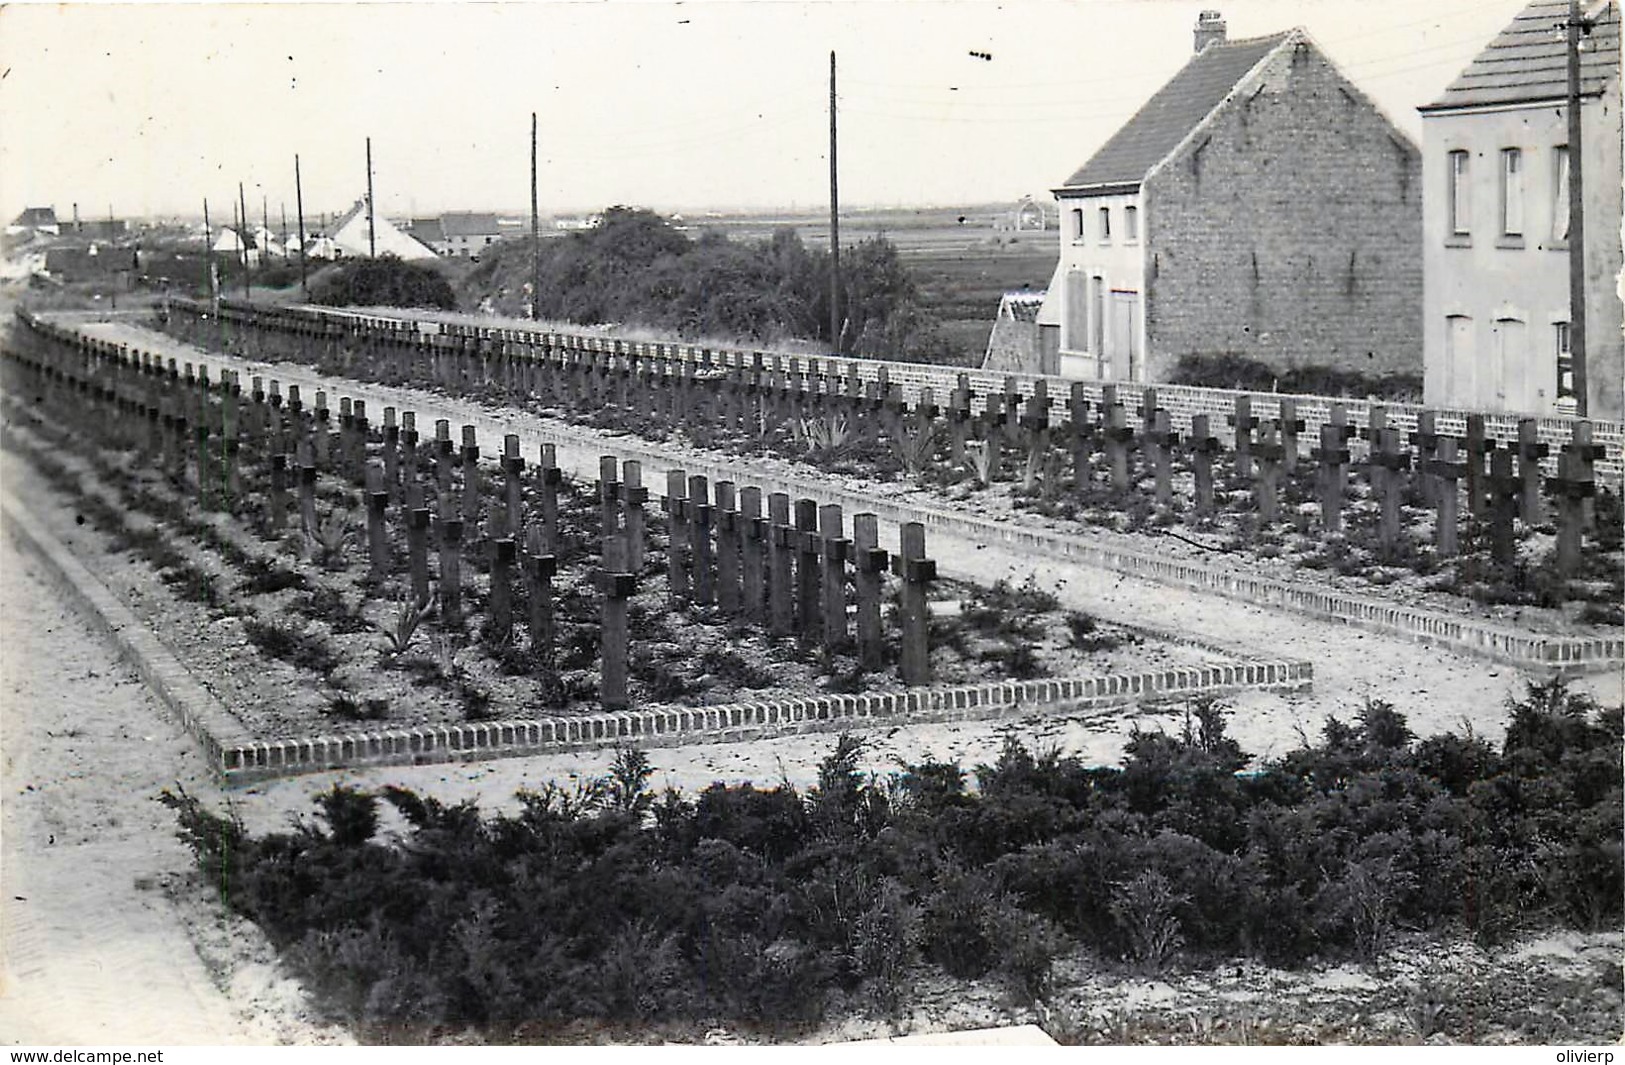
left=327, top=199, right=438, bottom=261
left=982, top=290, right=1057, bottom=374
left=7, top=207, right=60, bottom=238
left=1012, top=198, right=1048, bottom=231
left=212, top=226, right=261, bottom=265
left=407, top=217, right=447, bottom=253
left=1419, top=0, right=1622, bottom=418
left=439, top=212, right=503, bottom=258
left=1039, top=10, right=1422, bottom=383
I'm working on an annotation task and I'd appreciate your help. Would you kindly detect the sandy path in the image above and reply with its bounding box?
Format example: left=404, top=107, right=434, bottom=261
left=0, top=523, right=342, bottom=1045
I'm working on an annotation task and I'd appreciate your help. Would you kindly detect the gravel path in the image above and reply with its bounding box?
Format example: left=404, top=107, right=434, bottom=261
left=0, top=516, right=343, bottom=1045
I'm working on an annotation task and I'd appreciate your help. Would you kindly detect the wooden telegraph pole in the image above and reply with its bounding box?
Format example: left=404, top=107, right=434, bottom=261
left=828, top=50, right=841, bottom=355
left=1565, top=0, right=1590, bottom=415
left=295, top=154, right=308, bottom=296
left=202, top=198, right=216, bottom=308
left=366, top=136, right=377, bottom=258
left=531, top=112, right=542, bottom=320
left=237, top=181, right=251, bottom=296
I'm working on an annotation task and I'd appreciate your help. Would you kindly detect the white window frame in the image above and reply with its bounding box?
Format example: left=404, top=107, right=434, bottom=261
left=1097, top=206, right=1111, bottom=244
left=1500, top=147, right=1523, bottom=237
left=1448, top=150, right=1471, bottom=237
left=1124, top=205, right=1139, bottom=242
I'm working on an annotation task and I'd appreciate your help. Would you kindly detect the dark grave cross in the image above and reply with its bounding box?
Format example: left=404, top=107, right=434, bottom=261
left=794, top=498, right=821, bottom=644
left=497, top=434, right=524, bottom=543
left=460, top=425, right=481, bottom=536
left=1374, top=427, right=1413, bottom=551
left=597, top=533, right=636, bottom=712
left=523, top=524, right=557, bottom=667
left=1227, top=394, right=1257, bottom=481
left=434, top=419, right=455, bottom=512
left=740, top=486, right=767, bottom=623
left=1462, top=414, right=1496, bottom=518
left=1547, top=450, right=1594, bottom=578
left=313, top=390, right=332, bottom=470
left=400, top=411, right=419, bottom=495
left=352, top=400, right=371, bottom=487
left=382, top=407, right=401, bottom=506
left=978, top=392, right=1005, bottom=482
left=891, top=522, right=935, bottom=686
left=405, top=481, right=432, bottom=609
left=1426, top=437, right=1466, bottom=560
left=599, top=456, right=622, bottom=549
left=1189, top=413, right=1220, bottom=516
left=538, top=443, right=561, bottom=555
left=193, top=366, right=214, bottom=508
left=819, top=503, right=850, bottom=652
left=879, top=366, right=905, bottom=443
left=1409, top=410, right=1442, bottom=508
left=1002, top=377, right=1022, bottom=441
left=1069, top=382, right=1095, bottom=496
left=1148, top=409, right=1179, bottom=506
left=221, top=371, right=242, bottom=512
left=249, top=374, right=267, bottom=448
left=1362, top=404, right=1389, bottom=502
left=338, top=397, right=355, bottom=481
left=1253, top=419, right=1285, bottom=524
left=947, top=373, right=973, bottom=464
left=715, top=481, right=742, bottom=616
left=487, top=498, right=516, bottom=646
left=437, top=463, right=465, bottom=627
left=664, top=470, right=691, bottom=606
left=688, top=474, right=716, bottom=608
left=852, top=512, right=887, bottom=673
left=296, top=433, right=319, bottom=537
left=1020, top=379, right=1053, bottom=491
left=1101, top=386, right=1134, bottom=491
left=365, top=460, right=390, bottom=581
left=621, top=459, right=648, bottom=571
left=1278, top=398, right=1304, bottom=474
left=767, top=492, right=794, bottom=637
left=1565, top=422, right=1604, bottom=533
left=1312, top=421, right=1351, bottom=535
left=1486, top=448, right=1522, bottom=566
left=1515, top=418, right=1549, bottom=525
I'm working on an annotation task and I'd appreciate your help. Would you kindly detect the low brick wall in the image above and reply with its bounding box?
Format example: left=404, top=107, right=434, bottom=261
left=219, top=660, right=1313, bottom=783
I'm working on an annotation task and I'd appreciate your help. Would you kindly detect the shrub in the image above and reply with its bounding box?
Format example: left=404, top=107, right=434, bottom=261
left=309, top=256, right=456, bottom=311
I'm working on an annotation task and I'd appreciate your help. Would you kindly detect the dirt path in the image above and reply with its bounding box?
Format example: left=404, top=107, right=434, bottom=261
left=0, top=524, right=345, bottom=1045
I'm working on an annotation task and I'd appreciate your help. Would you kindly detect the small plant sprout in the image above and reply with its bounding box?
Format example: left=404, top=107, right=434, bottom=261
left=964, top=439, right=995, bottom=486
left=893, top=422, right=939, bottom=478
left=376, top=591, right=436, bottom=660
left=303, top=506, right=356, bottom=569
left=796, top=412, right=853, bottom=458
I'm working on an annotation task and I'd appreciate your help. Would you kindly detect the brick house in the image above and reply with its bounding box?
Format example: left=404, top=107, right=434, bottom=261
left=439, top=212, right=503, bottom=258
left=1419, top=0, right=1622, bottom=420
left=1040, top=11, right=1422, bottom=384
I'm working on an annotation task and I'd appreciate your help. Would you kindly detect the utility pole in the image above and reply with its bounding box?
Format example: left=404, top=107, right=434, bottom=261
left=203, top=197, right=217, bottom=308
left=829, top=50, right=841, bottom=355
left=237, top=181, right=251, bottom=297
left=295, top=154, right=308, bottom=296
left=366, top=136, right=377, bottom=258
left=1565, top=0, right=1590, bottom=415
left=531, top=111, right=542, bottom=320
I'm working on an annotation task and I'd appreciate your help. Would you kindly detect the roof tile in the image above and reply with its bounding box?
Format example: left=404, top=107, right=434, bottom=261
left=1423, top=0, right=1619, bottom=109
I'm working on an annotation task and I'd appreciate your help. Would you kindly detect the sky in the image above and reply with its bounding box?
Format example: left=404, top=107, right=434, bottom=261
left=0, top=0, right=1536, bottom=224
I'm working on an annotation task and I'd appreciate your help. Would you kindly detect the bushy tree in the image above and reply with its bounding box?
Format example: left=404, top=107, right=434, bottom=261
left=309, top=255, right=456, bottom=310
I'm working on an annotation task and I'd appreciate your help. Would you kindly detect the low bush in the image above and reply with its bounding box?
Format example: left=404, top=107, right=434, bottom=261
left=164, top=682, right=1620, bottom=1041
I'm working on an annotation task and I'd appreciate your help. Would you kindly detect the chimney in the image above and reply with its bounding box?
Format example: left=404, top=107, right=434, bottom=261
left=1194, top=10, right=1227, bottom=53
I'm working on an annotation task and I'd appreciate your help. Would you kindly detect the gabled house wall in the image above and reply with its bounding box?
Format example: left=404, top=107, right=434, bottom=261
left=1142, top=37, right=1422, bottom=382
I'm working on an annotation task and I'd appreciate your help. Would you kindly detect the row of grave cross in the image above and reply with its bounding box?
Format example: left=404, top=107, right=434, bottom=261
left=7, top=311, right=941, bottom=710
left=81, top=304, right=1623, bottom=575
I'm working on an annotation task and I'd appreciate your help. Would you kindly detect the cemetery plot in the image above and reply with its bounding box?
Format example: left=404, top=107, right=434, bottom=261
left=0, top=325, right=1233, bottom=749
left=155, top=301, right=1622, bottom=637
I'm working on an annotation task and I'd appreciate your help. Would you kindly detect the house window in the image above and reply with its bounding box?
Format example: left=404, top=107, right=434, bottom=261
left=1124, top=205, right=1139, bottom=241
left=1552, top=145, right=1570, bottom=242
left=1071, top=208, right=1084, bottom=241
left=1500, top=148, right=1523, bottom=236
left=1447, top=150, right=1470, bottom=237
left=1555, top=322, right=1575, bottom=401
left=1098, top=207, right=1111, bottom=242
